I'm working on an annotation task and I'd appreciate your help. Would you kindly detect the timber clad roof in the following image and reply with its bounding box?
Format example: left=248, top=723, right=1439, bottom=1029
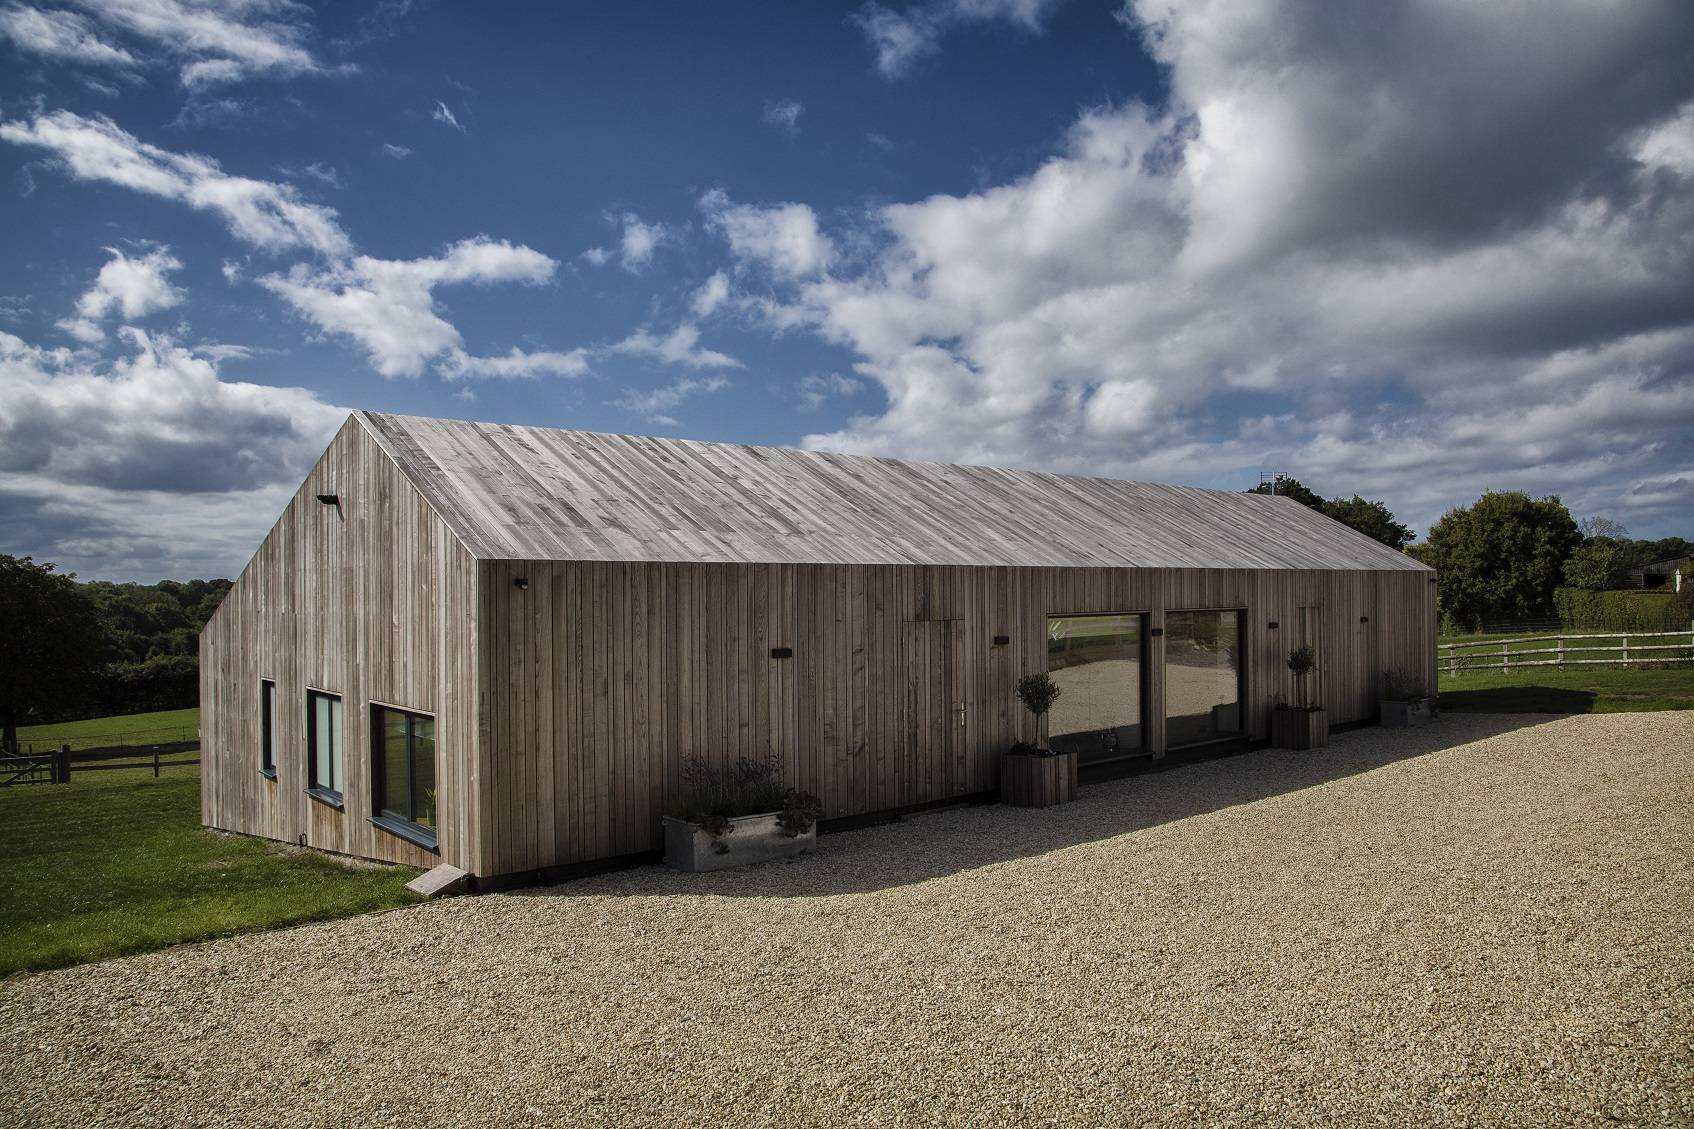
left=356, top=411, right=1429, bottom=571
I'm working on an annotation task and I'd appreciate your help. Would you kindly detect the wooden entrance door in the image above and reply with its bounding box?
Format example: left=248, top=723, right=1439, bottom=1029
left=901, top=619, right=964, bottom=806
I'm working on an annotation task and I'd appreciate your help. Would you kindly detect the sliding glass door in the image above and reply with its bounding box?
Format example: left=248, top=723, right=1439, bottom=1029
left=1046, top=613, right=1145, bottom=764
left=1165, top=610, right=1244, bottom=748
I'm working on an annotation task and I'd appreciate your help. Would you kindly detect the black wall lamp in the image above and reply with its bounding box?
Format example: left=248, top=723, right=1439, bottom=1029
left=315, top=493, right=339, bottom=506
left=1267, top=621, right=1280, bottom=630
left=513, top=577, right=529, bottom=591
left=1149, top=627, right=1164, bottom=637
left=1360, top=616, right=1370, bottom=624
left=992, top=634, right=1010, bottom=646
left=770, top=646, right=793, bottom=659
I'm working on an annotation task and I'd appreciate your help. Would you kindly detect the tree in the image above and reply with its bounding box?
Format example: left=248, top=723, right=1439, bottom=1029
left=1577, top=515, right=1629, bottom=540
left=1562, top=540, right=1633, bottom=590
left=1420, top=492, right=1582, bottom=631
left=0, top=555, right=103, bottom=753
left=1246, top=476, right=1326, bottom=512
left=1323, top=495, right=1415, bottom=550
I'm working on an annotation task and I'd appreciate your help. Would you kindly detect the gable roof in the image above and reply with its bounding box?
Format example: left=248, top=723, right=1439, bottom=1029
left=356, top=411, right=1428, bottom=572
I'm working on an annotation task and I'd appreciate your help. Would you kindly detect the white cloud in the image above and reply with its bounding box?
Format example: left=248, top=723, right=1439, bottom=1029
left=581, top=246, right=611, bottom=267
left=797, top=372, right=864, bottom=411
left=690, top=271, right=730, bottom=319
left=612, top=374, right=731, bottom=425
left=618, top=213, right=666, bottom=270
left=257, top=237, right=560, bottom=377
left=853, top=0, right=1062, bottom=79
left=1, top=0, right=340, bottom=88
left=609, top=323, right=740, bottom=370
left=763, top=99, right=803, bottom=134
left=439, top=346, right=589, bottom=380
left=431, top=100, right=464, bottom=131
left=380, top=142, right=411, bottom=159
left=0, top=6, right=135, bottom=67
left=700, top=189, right=834, bottom=279
left=741, top=0, right=1694, bottom=536
left=56, top=245, right=184, bottom=343
left=0, top=109, right=351, bottom=258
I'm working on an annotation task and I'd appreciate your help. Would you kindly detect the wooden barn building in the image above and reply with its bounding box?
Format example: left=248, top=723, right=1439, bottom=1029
left=200, top=411, right=1437, bottom=881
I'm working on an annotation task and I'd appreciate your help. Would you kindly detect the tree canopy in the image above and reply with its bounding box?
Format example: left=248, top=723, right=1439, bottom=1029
left=0, top=555, right=104, bottom=752
left=1246, top=476, right=1326, bottom=512
left=1322, top=495, right=1415, bottom=551
left=1562, top=539, right=1634, bottom=591
left=1420, top=492, right=1582, bottom=630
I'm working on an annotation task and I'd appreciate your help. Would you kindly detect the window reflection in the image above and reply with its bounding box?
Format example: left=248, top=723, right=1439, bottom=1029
left=1165, top=610, right=1244, bottom=747
left=1046, top=613, right=1144, bottom=763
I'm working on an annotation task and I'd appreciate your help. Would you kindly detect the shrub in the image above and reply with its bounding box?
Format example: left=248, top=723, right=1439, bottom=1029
left=1552, top=587, right=1686, bottom=632
left=670, top=754, right=821, bottom=845
left=1015, top=673, right=1061, bottom=719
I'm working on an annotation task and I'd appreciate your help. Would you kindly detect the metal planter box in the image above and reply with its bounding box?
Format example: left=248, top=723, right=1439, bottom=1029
left=663, top=812, right=816, bottom=873
left=1271, top=707, right=1328, bottom=750
left=1380, top=697, right=1434, bottom=728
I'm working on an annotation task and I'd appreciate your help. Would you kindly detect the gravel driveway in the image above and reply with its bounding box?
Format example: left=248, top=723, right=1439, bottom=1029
left=3, top=712, right=1691, bottom=1128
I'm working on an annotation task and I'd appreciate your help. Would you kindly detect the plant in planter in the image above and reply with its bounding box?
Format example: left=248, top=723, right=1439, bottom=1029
left=1271, top=644, right=1328, bottom=749
left=663, top=754, right=823, bottom=872
left=1379, top=668, right=1435, bottom=728
left=1002, top=672, right=1077, bottom=807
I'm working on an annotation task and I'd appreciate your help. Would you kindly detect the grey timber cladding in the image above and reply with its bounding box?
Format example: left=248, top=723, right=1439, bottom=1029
left=358, top=411, right=1429, bottom=571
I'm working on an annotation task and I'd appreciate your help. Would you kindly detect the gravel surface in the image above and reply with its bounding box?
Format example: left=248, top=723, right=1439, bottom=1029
left=3, top=712, right=1691, bottom=1128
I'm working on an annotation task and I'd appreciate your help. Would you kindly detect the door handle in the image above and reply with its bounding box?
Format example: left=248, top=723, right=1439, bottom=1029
left=952, top=703, right=967, bottom=727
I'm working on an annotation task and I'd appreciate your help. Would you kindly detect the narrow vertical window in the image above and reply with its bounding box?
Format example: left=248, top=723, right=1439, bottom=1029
left=371, top=705, right=437, bottom=849
left=259, top=680, right=277, bottom=778
left=306, top=690, right=343, bottom=806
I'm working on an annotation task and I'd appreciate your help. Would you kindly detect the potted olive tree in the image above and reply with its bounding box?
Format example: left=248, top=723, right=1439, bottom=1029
left=1379, top=669, right=1434, bottom=728
left=1271, top=644, right=1328, bottom=749
left=663, top=754, right=823, bottom=872
left=1001, top=672, right=1077, bottom=807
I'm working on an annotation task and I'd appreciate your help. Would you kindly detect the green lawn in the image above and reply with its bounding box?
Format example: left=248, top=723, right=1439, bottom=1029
left=0, top=764, right=420, bottom=977
left=15, top=706, right=200, bottom=753
left=1439, top=667, right=1694, bottom=714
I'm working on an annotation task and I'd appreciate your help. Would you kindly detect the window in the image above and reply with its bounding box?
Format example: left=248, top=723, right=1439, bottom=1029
left=1165, top=610, right=1245, bottom=748
left=259, top=680, right=277, bottom=778
left=371, top=705, right=437, bottom=849
left=1046, top=613, right=1146, bottom=763
left=306, top=690, right=343, bottom=806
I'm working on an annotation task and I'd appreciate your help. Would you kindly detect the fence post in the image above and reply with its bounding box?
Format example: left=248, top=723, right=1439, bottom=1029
left=1557, top=635, right=1564, bottom=668
left=1502, top=642, right=1509, bottom=672
left=57, top=743, right=70, bottom=784
left=1622, top=634, right=1629, bottom=666
left=153, top=746, right=161, bottom=778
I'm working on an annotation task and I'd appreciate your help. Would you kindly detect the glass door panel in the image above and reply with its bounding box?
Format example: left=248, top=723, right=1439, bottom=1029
left=1166, top=610, right=1244, bottom=747
left=1046, top=613, right=1144, bottom=763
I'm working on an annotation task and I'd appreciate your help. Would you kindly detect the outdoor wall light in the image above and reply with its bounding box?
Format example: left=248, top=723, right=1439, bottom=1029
left=513, top=577, right=529, bottom=591
left=1267, top=621, right=1280, bottom=630
left=992, top=634, right=1010, bottom=646
left=1149, top=627, right=1164, bottom=637
left=315, top=493, right=339, bottom=506
left=1360, top=616, right=1370, bottom=623
left=771, top=647, right=793, bottom=659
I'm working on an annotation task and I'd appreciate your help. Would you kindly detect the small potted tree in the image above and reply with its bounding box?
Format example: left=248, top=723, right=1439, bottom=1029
left=1379, top=669, right=1434, bottom=727
left=1271, top=644, right=1328, bottom=749
left=1001, top=672, right=1077, bottom=807
left=663, top=754, right=823, bottom=872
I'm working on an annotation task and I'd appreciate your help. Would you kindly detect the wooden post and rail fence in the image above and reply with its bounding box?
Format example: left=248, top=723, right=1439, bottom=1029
left=1439, top=624, right=1694, bottom=677
left=0, top=740, right=200, bottom=787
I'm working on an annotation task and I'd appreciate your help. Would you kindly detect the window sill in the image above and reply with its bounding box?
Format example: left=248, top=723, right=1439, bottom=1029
left=370, top=813, right=438, bottom=852
left=306, top=786, right=344, bottom=810
left=259, top=767, right=277, bottom=781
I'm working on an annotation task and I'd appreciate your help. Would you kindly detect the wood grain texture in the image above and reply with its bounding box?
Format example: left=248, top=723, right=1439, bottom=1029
left=359, top=411, right=1429, bottom=573
left=204, top=412, right=1438, bottom=879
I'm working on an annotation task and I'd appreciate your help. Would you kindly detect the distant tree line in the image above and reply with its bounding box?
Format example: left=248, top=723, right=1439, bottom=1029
left=0, top=554, right=230, bottom=750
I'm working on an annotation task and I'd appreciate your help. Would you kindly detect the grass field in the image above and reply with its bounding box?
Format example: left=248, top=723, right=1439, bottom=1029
left=0, top=764, right=419, bottom=978
left=15, top=706, right=200, bottom=752
left=1439, top=667, right=1694, bottom=713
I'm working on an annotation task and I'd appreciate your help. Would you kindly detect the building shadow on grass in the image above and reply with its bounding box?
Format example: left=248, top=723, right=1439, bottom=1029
left=1439, top=687, right=1599, bottom=713
left=515, top=712, right=1563, bottom=900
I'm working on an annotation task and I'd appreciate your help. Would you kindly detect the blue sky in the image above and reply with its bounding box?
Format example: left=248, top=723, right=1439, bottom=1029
left=2, top=0, right=1692, bottom=580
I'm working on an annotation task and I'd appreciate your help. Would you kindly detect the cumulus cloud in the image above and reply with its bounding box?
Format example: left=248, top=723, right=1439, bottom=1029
left=0, top=325, right=347, bottom=577
left=763, top=98, right=803, bottom=134
left=612, top=374, right=731, bottom=426
left=742, top=0, right=1694, bottom=535
left=617, top=213, right=666, bottom=270
left=0, top=109, right=351, bottom=258
left=0, top=0, right=340, bottom=88
left=56, top=245, right=184, bottom=343
left=690, top=271, right=730, bottom=319
left=700, top=188, right=834, bottom=279
left=853, top=0, right=1062, bottom=79
left=609, top=323, right=739, bottom=370
left=257, top=237, right=561, bottom=377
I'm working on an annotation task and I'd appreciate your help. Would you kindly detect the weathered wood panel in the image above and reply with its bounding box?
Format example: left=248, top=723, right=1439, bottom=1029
left=476, top=560, right=1436, bottom=875
left=200, top=417, right=483, bottom=873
